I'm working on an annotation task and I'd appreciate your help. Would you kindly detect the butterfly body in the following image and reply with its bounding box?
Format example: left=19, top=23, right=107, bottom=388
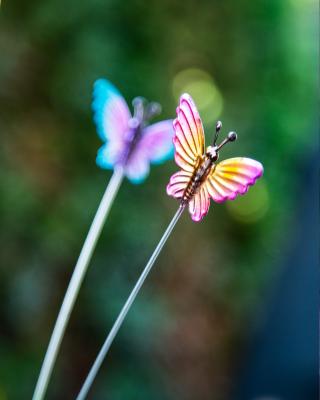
left=181, top=153, right=214, bottom=204
left=167, top=94, right=263, bottom=222
left=120, top=119, right=143, bottom=165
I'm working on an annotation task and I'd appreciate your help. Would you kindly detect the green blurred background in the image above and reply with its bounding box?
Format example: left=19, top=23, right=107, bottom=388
left=0, top=0, right=317, bottom=399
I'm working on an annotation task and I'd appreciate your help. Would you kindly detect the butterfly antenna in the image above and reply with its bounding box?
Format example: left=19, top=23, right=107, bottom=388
left=132, top=97, right=146, bottom=122
left=216, top=131, right=237, bottom=151
left=213, top=121, right=222, bottom=145
left=146, top=101, right=162, bottom=121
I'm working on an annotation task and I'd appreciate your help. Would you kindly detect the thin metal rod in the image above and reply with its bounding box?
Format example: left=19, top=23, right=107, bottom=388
left=76, top=205, right=185, bottom=400
left=33, top=167, right=125, bottom=400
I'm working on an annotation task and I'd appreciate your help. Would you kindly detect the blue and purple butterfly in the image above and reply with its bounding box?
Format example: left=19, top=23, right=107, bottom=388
left=92, top=79, right=174, bottom=183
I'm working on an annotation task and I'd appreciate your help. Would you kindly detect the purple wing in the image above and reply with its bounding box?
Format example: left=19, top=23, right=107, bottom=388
left=125, top=120, right=174, bottom=184
left=92, top=79, right=131, bottom=169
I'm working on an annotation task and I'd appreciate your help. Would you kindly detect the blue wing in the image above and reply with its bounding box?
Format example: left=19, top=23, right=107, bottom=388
left=92, top=79, right=131, bottom=143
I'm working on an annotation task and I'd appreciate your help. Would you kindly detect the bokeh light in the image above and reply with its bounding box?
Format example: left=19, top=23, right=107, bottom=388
left=172, top=68, right=223, bottom=127
left=0, top=0, right=317, bottom=399
left=226, top=180, right=269, bottom=223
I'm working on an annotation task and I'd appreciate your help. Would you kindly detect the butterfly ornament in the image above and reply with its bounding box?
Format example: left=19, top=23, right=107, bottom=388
left=167, top=94, right=263, bottom=221
left=74, top=93, right=264, bottom=400
left=93, top=79, right=174, bottom=183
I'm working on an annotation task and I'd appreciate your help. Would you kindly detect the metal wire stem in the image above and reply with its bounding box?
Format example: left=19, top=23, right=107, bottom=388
left=33, top=167, right=125, bottom=400
left=76, top=205, right=185, bottom=400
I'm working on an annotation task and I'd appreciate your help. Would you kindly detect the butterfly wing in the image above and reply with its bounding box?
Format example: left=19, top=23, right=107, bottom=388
left=92, top=79, right=131, bottom=142
left=167, top=94, right=205, bottom=199
left=205, top=157, right=263, bottom=203
left=125, top=120, right=174, bottom=184
left=92, top=79, right=131, bottom=169
left=166, top=170, right=194, bottom=199
left=172, top=93, right=205, bottom=172
left=140, top=120, right=174, bottom=165
left=188, top=185, right=211, bottom=222
left=124, top=150, right=150, bottom=184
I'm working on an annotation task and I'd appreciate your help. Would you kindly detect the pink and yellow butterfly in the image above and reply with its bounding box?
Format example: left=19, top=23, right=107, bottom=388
left=93, top=79, right=174, bottom=183
left=167, top=94, right=264, bottom=222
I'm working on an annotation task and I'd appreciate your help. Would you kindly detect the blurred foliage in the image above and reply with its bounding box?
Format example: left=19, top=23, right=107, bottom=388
left=0, top=0, right=317, bottom=399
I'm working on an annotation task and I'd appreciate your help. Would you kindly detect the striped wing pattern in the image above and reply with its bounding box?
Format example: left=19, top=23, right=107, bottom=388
left=172, top=94, right=205, bottom=172
left=188, top=185, right=210, bottom=222
left=167, top=93, right=204, bottom=186
left=205, top=157, right=263, bottom=203
left=166, top=170, right=193, bottom=199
